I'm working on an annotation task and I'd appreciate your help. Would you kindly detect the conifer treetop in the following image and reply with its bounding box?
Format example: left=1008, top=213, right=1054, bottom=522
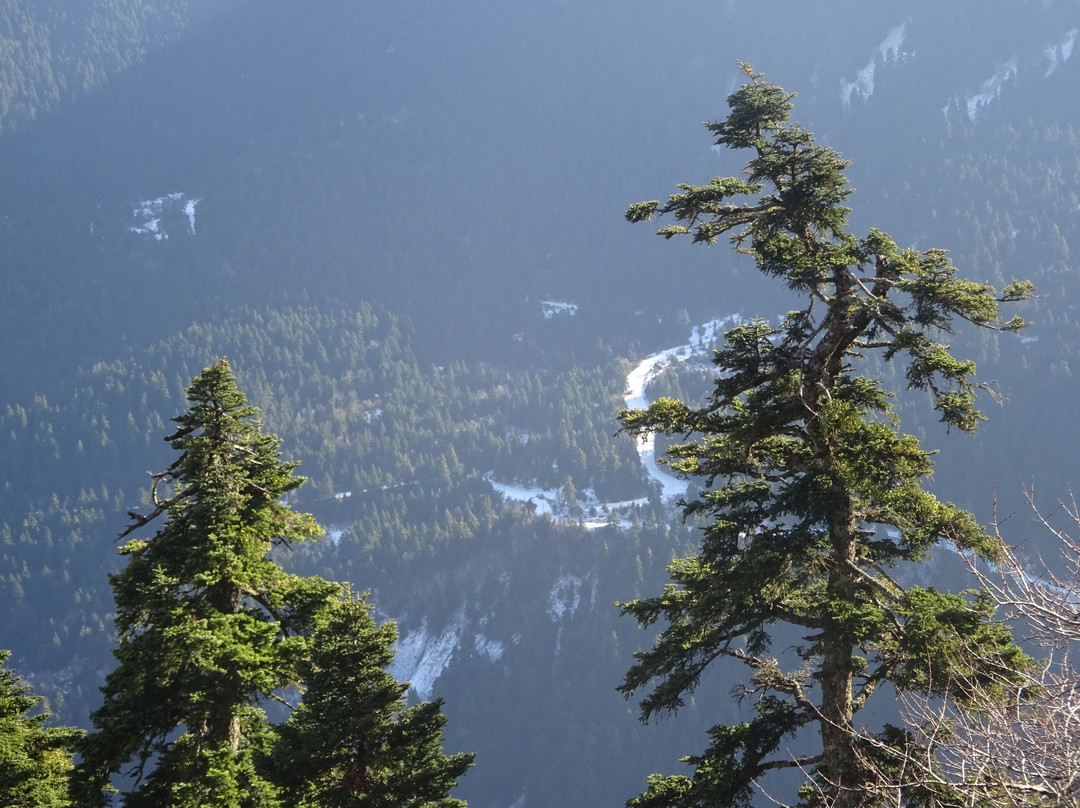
left=618, top=65, right=1034, bottom=808
left=72, top=359, right=339, bottom=808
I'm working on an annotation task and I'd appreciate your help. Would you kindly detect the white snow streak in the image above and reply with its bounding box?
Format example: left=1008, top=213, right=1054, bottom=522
left=840, top=62, right=877, bottom=109
left=878, top=22, right=908, bottom=62
left=1044, top=29, right=1078, bottom=77
left=547, top=573, right=582, bottom=621
left=183, top=197, right=201, bottom=235
left=841, top=22, right=909, bottom=108
left=389, top=611, right=467, bottom=701
left=624, top=315, right=738, bottom=502
left=945, top=29, right=1078, bottom=120
left=964, top=57, right=1019, bottom=121
left=483, top=474, right=648, bottom=529
left=541, top=300, right=579, bottom=318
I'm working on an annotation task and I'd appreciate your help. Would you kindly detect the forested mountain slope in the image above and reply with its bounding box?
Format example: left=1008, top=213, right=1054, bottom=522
left=0, top=0, right=234, bottom=132
left=2, top=2, right=1080, bottom=806
left=1, top=302, right=700, bottom=806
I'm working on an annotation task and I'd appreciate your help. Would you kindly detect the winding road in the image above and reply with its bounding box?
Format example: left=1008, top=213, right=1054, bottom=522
left=623, top=315, right=738, bottom=501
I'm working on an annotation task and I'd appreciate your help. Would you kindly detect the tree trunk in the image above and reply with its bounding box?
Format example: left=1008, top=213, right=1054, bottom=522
left=819, top=485, right=868, bottom=808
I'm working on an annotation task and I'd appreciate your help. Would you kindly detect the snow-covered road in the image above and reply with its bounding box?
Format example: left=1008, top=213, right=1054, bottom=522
left=622, top=316, right=738, bottom=502
left=485, top=314, right=739, bottom=518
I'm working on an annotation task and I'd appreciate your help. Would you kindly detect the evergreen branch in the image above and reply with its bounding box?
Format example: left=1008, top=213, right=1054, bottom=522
left=845, top=560, right=903, bottom=608
left=117, top=485, right=194, bottom=542
left=731, top=649, right=820, bottom=719
left=851, top=662, right=890, bottom=714
left=757, top=754, right=823, bottom=772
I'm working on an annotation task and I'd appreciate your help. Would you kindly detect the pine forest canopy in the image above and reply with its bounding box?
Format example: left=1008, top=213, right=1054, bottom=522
left=0, top=0, right=214, bottom=133
left=617, top=64, right=1034, bottom=808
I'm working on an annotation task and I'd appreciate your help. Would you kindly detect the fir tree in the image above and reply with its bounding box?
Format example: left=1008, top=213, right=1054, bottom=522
left=618, top=65, right=1035, bottom=808
left=271, top=592, right=474, bottom=808
left=0, top=650, right=81, bottom=808
left=72, top=359, right=340, bottom=808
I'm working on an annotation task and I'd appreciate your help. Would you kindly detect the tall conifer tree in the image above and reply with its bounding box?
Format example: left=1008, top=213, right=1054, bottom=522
left=72, top=359, right=340, bottom=808
left=618, top=65, right=1034, bottom=808
left=72, top=359, right=472, bottom=808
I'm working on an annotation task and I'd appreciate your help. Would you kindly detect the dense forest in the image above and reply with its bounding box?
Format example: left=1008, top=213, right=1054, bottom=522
left=3, top=1, right=1080, bottom=806
left=0, top=0, right=233, bottom=133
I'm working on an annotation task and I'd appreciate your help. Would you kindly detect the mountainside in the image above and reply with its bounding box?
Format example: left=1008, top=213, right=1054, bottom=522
left=0, top=0, right=235, bottom=132
left=2, top=2, right=1080, bottom=806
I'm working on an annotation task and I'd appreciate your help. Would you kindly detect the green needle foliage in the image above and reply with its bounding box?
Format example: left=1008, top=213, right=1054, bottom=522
left=617, top=65, right=1035, bottom=808
left=71, top=359, right=343, bottom=808
left=0, top=650, right=81, bottom=808
left=71, top=359, right=472, bottom=808
left=271, top=593, right=474, bottom=808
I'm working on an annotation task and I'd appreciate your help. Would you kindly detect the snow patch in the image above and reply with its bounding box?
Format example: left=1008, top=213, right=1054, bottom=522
left=474, top=633, right=505, bottom=662
left=183, top=197, right=201, bottom=235
left=389, top=611, right=466, bottom=701
left=841, top=22, right=909, bottom=108
left=548, top=573, right=582, bottom=621
left=841, top=61, right=876, bottom=109
left=541, top=300, right=578, bottom=318
left=484, top=473, right=648, bottom=530
left=964, top=57, right=1019, bottom=121
left=130, top=192, right=201, bottom=241
left=1044, top=28, right=1078, bottom=77
left=487, top=314, right=741, bottom=526
left=484, top=475, right=558, bottom=517
left=877, top=21, right=908, bottom=62
left=505, top=426, right=531, bottom=444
